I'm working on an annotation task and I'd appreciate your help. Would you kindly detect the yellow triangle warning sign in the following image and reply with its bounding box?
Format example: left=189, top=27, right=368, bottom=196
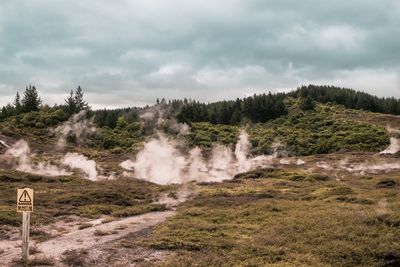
left=19, top=190, right=32, bottom=203
left=17, top=188, right=33, bottom=213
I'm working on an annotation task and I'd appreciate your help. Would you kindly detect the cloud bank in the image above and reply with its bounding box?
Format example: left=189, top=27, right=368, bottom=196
left=0, top=0, right=399, bottom=108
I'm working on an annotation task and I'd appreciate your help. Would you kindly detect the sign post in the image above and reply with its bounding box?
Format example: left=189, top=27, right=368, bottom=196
left=17, top=188, right=33, bottom=262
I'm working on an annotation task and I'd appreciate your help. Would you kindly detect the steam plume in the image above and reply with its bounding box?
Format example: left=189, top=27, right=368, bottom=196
left=120, top=130, right=280, bottom=185
left=54, top=110, right=96, bottom=150
left=5, top=140, right=71, bottom=176
left=5, top=139, right=104, bottom=180
left=379, top=137, right=400, bottom=155
left=339, top=159, right=400, bottom=174
left=62, top=153, right=98, bottom=180
left=235, top=130, right=252, bottom=172
left=121, top=134, right=186, bottom=184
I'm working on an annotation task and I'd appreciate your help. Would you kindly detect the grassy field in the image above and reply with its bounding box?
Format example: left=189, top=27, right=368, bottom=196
left=0, top=169, right=174, bottom=229
left=132, top=167, right=400, bottom=267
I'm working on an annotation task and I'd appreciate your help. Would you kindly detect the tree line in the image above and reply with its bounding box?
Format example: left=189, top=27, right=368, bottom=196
left=177, top=93, right=288, bottom=125
left=289, top=85, right=400, bottom=115
left=1, top=84, right=399, bottom=127
left=177, top=85, right=400, bottom=124
left=0, top=85, right=88, bottom=120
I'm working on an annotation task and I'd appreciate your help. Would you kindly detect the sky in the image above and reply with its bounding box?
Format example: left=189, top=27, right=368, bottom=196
left=0, top=0, right=399, bottom=109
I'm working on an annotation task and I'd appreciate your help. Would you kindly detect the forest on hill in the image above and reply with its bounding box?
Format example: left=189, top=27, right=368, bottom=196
left=1, top=84, right=400, bottom=129
left=177, top=85, right=400, bottom=125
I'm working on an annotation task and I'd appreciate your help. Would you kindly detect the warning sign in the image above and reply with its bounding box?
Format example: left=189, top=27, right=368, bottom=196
left=17, top=188, right=33, bottom=212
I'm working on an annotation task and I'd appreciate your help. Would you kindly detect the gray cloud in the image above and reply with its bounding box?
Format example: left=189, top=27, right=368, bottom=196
left=0, top=0, right=399, bottom=108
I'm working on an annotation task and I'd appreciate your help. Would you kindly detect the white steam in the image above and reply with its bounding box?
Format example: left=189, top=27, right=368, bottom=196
left=207, top=144, right=235, bottom=182
left=62, top=153, right=98, bottom=181
left=54, top=110, right=96, bottom=150
left=387, top=127, right=400, bottom=134
left=296, top=159, right=305, bottom=165
left=235, top=130, right=252, bottom=172
left=339, top=158, right=400, bottom=175
left=280, top=158, right=305, bottom=165
left=187, top=147, right=209, bottom=181
left=312, top=157, right=400, bottom=176
left=316, top=161, right=334, bottom=170
left=5, top=140, right=72, bottom=176
left=279, top=159, right=291, bottom=165
left=139, top=103, right=190, bottom=136
left=120, top=130, right=280, bottom=185
left=120, top=134, right=187, bottom=184
left=3, top=111, right=113, bottom=181
left=5, top=139, right=105, bottom=180
left=379, top=137, right=400, bottom=155
left=172, top=122, right=191, bottom=135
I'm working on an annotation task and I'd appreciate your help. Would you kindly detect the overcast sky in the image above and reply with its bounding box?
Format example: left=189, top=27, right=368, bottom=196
left=0, top=0, right=399, bottom=108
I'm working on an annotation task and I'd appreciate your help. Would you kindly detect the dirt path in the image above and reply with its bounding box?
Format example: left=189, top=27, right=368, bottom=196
left=0, top=191, right=191, bottom=266
left=0, top=211, right=176, bottom=266
left=39, top=210, right=175, bottom=259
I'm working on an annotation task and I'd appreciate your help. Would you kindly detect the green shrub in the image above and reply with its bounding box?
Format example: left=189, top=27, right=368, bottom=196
left=77, top=204, right=119, bottom=217
left=51, top=109, right=68, bottom=122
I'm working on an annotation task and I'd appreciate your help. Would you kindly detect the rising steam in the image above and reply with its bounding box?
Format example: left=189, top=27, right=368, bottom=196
left=235, top=130, right=252, bottom=172
left=54, top=110, right=96, bottom=150
left=5, top=140, right=72, bottom=176
left=379, top=137, right=400, bottom=155
left=120, top=130, right=280, bottom=185
left=4, top=139, right=104, bottom=180
left=339, top=158, right=400, bottom=174
left=62, top=153, right=98, bottom=181
left=121, top=134, right=187, bottom=184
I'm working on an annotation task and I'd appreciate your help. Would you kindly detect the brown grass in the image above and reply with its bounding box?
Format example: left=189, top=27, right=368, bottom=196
left=138, top=168, right=400, bottom=266
left=61, top=249, right=88, bottom=266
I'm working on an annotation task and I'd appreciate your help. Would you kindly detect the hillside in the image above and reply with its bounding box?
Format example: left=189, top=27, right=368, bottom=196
left=0, top=86, right=399, bottom=266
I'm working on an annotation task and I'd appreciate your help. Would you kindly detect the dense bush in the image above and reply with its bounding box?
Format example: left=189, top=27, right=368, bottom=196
left=187, top=103, right=390, bottom=156
left=188, top=122, right=239, bottom=148
left=9, top=109, right=68, bottom=128
left=89, top=125, right=143, bottom=151
left=250, top=108, right=389, bottom=156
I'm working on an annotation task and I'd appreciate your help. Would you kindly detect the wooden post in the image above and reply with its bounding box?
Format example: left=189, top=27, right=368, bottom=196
left=21, top=211, right=30, bottom=262
left=17, top=188, right=33, bottom=262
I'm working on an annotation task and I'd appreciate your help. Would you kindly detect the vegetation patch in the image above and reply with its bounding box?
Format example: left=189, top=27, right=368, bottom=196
left=93, top=229, right=115, bottom=236
left=30, top=228, right=52, bottom=243
left=0, top=170, right=169, bottom=226
left=112, top=204, right=167, bottom=218
left=311, top=186, right=355, bottom=198
left=376, top=179, right=397, bottom=189
left=61, top=249, right=89, bottom=267
left=138, top=168, right=400, bottom=266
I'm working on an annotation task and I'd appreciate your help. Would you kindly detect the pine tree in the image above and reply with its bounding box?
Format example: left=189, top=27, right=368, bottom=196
left=299, top=96, right=316, bottom=111
left=22, top=85, right=42, bottom=112
left=65, top=90, right=77, bottom=115
left=74, top=86, right=88, bottom=112
left=13, top=92, right=22, bottom=113
left=104, top=112, right=118, bottom=129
